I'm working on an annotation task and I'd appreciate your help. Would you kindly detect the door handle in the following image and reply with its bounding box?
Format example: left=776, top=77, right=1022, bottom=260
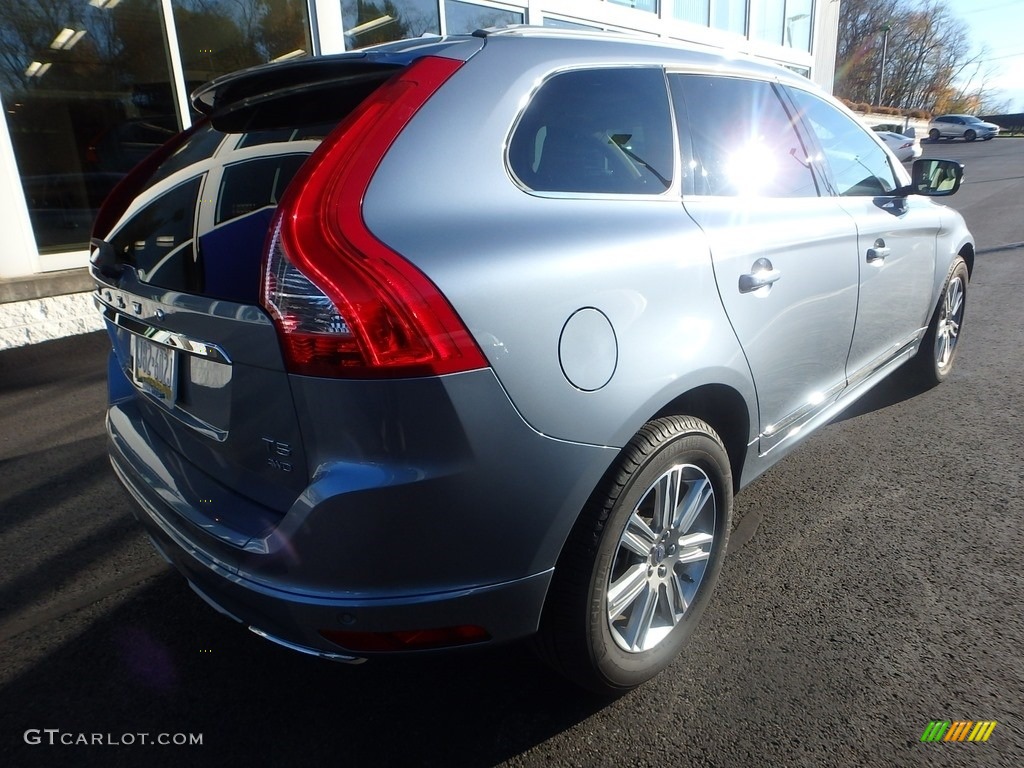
left=739, top=258, right=781, bottom=294
left=867, top=238, right=890, bottom=263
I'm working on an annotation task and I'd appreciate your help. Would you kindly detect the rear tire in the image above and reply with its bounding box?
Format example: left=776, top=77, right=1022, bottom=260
left=910, top=257, right=968, bottom=386
left=929, top=128, right=940, bottom=141
left=535, top=416, right=733, bottom=694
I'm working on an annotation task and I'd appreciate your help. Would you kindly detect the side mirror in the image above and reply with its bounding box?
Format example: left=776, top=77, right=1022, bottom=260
left=909, top=158, right=965, bottom=196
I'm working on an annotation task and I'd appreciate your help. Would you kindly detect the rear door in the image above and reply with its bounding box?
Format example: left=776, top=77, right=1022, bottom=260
left=669, top=74, right=860, bottom=455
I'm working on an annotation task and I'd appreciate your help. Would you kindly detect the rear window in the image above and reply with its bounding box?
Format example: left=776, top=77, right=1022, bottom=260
left=104, top=123, right=322, bottom=303
left=101, top=66, right=398, bottom=304
left=508, top=68, right=674, bottom=195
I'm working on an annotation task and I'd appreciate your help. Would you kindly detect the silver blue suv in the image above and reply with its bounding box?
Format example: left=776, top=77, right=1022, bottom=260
left=92, top=27, right=974, bottom=693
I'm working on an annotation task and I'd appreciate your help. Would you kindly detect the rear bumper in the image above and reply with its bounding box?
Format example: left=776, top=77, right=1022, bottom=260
left=115, top=448, right=552, bottom=657
left=107, top=364, right=616, bottom=657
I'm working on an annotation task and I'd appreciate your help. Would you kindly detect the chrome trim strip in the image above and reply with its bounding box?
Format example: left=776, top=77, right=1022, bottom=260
left=846, top=330, right=925, bottom=391
left=96, top=294, right=232, bottom=364
left=761, top=379, right=846, bottom=444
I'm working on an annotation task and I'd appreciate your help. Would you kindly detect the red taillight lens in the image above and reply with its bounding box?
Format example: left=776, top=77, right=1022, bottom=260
left=319, top=625, right=490, bottom=652
left=262, top=56, right=488, bottom=379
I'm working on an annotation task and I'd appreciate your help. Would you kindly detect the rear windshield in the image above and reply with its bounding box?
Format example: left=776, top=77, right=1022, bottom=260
left=104, top=67, right=397, bottom=304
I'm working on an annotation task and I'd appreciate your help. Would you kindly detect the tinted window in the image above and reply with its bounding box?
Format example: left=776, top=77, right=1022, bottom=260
left=236, top=123, right=337, bottom=148
left=216, top=155, right=307, bottom=225
left=670, top=75, right=818, bottom=197
left=148, top=123, right=227, bottom=186
left=110, top=177, right=203, bottom=290
left=509, top=68, right=674, bottom=195
left=787, top=88, right=899, bottom=197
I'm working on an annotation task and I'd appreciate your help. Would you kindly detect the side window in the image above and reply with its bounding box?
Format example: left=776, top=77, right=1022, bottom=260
left=669, top=74, right=818, bottom=197
left=508, top=68, right=674, bottom=195
left=787, top=88, right=899, bottom=197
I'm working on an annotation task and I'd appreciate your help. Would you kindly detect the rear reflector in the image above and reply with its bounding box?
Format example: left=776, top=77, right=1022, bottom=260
left=263, top=56, right=488, bottom=378
left=319, top=625, right=491, bottom=652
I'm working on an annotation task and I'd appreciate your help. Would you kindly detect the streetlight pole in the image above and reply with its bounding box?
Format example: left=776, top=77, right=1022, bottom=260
left=875, top=22, right=892, bottom=107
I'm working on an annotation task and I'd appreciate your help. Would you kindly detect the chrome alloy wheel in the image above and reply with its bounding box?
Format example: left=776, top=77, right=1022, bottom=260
left=606, top=463, right=716, bottom=653
left=934, top=274, right=964, bottom=371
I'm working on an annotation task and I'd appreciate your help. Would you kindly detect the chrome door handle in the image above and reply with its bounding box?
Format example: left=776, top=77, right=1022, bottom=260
left=867, top=239, right=890, bottom=263
left=739, top=258, right=781, bottom=294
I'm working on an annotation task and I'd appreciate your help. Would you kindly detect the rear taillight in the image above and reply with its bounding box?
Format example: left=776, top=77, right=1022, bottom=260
left=262, top=56, right=488, bottom=379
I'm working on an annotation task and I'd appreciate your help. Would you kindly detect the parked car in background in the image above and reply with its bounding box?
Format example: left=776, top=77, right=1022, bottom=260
left=92, top=27, right=975, bottom=694
left=928, top=114, right=1000, bottom=142
left=873, top=129, right=922, bottom=161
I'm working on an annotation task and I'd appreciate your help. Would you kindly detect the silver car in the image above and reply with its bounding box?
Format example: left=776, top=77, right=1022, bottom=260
left=92, top=27, right=974, bottom=693
left=928, top=114, right=1000, bottom=142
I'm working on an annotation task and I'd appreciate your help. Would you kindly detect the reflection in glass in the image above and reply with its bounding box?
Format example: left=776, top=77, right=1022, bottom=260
left=671, top=75, right=818, bottom=198
left=784, top=0, right=812, bottom=52
left=342, top=0, right=440, bottom=49
left=444, top=1, right=523, bottom=35
left=171, top=0, right=312, bottom=89
left=1, top=0, right=177, bottom=253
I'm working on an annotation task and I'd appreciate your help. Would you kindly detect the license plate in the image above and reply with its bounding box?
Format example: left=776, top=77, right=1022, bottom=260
left=132, top=334, right=177, bottom=404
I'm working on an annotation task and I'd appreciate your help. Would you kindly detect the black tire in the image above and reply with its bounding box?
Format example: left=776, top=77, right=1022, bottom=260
left=535, top=416, right=733, bottom=694
left=965, top=129, right=976, bottom=142
left=910, top=256, right=968, bottom=386
left=929, top=128, right=940, bottom=141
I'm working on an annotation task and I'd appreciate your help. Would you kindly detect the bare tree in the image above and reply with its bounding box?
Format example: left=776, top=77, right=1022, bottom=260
left=835, top=0, right=996, bottom=113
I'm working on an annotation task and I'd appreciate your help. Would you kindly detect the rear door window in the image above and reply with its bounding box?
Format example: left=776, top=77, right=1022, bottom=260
left=669, top=74, right=819, bottom=198
left=508, top=68, right=674, bottom=195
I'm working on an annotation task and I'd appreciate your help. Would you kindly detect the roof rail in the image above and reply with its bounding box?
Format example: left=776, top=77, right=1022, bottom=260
left=472, top=24, right=634, bottom=41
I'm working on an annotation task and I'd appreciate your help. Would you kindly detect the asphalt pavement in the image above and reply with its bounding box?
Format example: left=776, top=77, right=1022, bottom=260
left=0, top=139, right=1021, bottom=768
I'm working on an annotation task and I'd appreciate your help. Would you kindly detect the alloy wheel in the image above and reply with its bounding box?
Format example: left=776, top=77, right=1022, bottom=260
left=606, top=463, right=716, bottom=653
left=935, top=274, right=964, bottom=371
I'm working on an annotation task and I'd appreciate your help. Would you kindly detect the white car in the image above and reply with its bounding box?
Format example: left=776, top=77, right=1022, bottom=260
left=875, top=130, right=922, bottom=162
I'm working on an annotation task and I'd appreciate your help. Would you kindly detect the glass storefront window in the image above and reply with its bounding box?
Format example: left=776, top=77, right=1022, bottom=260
left=783, top=0, right=812, bottom=52
left=171, top=0, right=313, bottom=94
left=711, top=0, right=747, bottom=36
left=673, top=0, right=710, bottom=26
left=444, top=1, right=523, bottom=34
left=341, top=0, right=440, bottom=49
left=1, top=0, right=178, bottom=254
left=751, top=0, right=785, bottom=45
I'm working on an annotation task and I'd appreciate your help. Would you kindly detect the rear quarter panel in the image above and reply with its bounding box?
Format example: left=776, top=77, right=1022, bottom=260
left=363, top=38, right=758, bottom=450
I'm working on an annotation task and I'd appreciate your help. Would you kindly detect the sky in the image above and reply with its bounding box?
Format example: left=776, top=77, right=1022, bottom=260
left=942, top=0, right=1024, bottom=112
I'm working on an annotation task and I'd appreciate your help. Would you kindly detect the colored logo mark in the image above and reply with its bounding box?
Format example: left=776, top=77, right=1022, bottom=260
left=920, top=720, right=997, bottom=743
